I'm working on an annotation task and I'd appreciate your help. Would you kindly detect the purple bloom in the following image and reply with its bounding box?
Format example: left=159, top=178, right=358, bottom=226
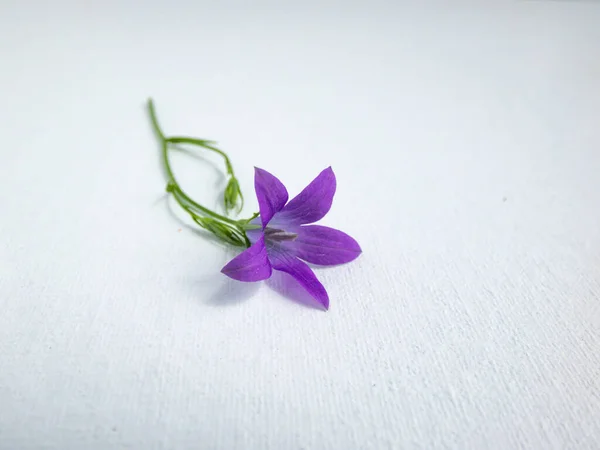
left=221, top=167, right=361, bottom=309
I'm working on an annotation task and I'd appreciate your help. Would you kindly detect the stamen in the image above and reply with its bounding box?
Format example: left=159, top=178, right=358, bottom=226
left=264, top=227, right=298, bottom=241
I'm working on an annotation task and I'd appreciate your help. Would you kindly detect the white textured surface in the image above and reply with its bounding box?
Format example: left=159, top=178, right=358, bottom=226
left=1, top=2, right=600, bottom=449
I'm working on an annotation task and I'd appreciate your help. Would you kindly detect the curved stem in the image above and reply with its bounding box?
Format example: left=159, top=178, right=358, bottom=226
left=147, top=99, right=165, bottom=140
left=167, top=136, right=234, bottom=174
left=170, top=184, right=239, bottom=226
left=148, top=99, right=176, bottom=184
left=147, top=98, right=254, bottom=248
left=167, top=135, right=245, bottom=212
left=147, top=98, right=240, bottom=226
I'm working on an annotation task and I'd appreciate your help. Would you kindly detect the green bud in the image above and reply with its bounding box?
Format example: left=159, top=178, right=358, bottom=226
left=193, top=216, right=246, bottom=247
left=224, top=177, right=243, bottom=214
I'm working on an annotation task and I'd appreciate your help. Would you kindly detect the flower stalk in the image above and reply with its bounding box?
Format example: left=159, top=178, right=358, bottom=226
left=147, top=98, right=256, bottom=247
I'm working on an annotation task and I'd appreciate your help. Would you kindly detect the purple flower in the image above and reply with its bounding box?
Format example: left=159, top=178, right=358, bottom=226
left=221, top=167, right=361, bottom=309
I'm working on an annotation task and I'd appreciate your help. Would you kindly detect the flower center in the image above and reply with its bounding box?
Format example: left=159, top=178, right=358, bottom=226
left=264, top=227, right=298, bottom=242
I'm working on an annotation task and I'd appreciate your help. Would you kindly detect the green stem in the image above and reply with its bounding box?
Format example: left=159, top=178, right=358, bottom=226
left=167, top=136, right=234, bottom=174
left=147, top=98, right=240, bottom=227
left=170, top=184, right=238, bottom=226
left=167, top=135, right=245, bottom=213
left=147, top=98, right=165, bottom=140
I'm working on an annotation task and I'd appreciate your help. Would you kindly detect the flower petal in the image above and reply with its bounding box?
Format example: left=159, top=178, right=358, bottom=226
left=274, top=166, right=336, bottom=226
left=286, top=225, right=362, bottom=266
left=269, top=248, right=329, bottom=309
left=254, top=167, right=289, bottom=228
left=221, top=235, right=272, bottom=282
left=245, top=216, right=263, bottom=246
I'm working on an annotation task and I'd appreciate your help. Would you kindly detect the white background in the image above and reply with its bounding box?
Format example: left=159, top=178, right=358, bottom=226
left=1, top=1, right=599, bottom=449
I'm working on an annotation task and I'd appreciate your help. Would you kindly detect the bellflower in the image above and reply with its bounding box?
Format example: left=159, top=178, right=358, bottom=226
left=147, top=98, right=361, bottom=310
left=221, top=167, right=361, bottom=309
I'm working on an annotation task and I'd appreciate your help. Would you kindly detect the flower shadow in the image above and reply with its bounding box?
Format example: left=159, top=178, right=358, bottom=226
left=206, top=276, right=260, bottom=307
left=155, top=193, right=229, bottom=249
left=266, top=270, right=326, bottom=311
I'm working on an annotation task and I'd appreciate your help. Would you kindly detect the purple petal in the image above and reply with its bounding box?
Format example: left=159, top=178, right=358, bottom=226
left=254, top=167, right=288, bottom=228
left=245, top=217, right=263, bottom=245
left=286, top=225, right=362, bottom=266
left=269, top=248, right=329, bottom=309
left=274, top=167, right=336, bottom=226
left=221, top=235, right=272, bottom=282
